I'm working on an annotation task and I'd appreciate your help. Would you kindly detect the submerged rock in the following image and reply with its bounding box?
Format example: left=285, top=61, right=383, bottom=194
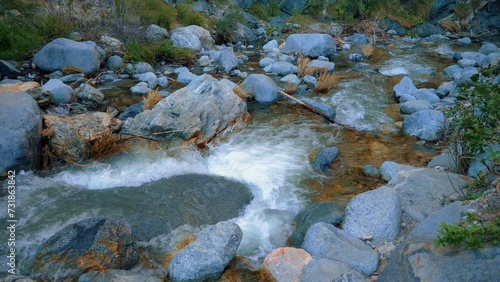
left=168, top=221, right=242, bottom=282
left=121, top=74, right=247, bottom=146
left=311, top=146, right=340, bottom=172
left=30, top=217, right=138, bottom=281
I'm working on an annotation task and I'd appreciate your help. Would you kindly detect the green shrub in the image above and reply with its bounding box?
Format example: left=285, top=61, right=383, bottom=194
left=0, top=21, right=43, bottom=59
left=447, top=73, right=500, bottom=173
left=215, top=11, right=244, bottom=43
left=248, top=3, right=268, bottom=21
left=268, top=2, right=280, bottom=17
left=435, top=214, right=500, bottom=249
left=124, top=40, right=195, bottom=65
left=176, top=3, right=206, bottom=27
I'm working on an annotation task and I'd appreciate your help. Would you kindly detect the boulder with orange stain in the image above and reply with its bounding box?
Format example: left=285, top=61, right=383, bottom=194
left=261, top=247, right=312, bottom=282
left=0, top=81, right=40, bottom=93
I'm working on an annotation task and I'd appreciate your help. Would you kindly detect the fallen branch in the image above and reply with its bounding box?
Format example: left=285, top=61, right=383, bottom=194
left=277, top=89, right=336, bottom=123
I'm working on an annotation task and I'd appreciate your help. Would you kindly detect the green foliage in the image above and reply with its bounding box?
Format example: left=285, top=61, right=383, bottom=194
left=124, top=40, right=195, bottom=64
left=364, top=0, right=431, bottom=28
left=33, top=14, right=75, bottom=40
left=435, top=214, right=500, bottom=248
left=447, top=74, right=500, bottom=172
left=287, top=9, right=315, bottom=26
left=136, top=0, right=177, bottom=28
left=0, top=21, right=43, bottom=59
left=248, top=3, right=268, bottom=21
left=326, top=0, right=366, bottom=27
left=268, top=2, right=280, bottom=17
left=176, top=3, right=206, bottom=27
left=215, top=11, right=244, bottom=43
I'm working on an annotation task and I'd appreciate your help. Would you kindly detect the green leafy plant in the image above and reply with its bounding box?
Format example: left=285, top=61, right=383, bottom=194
left=447, top=73, right=500, bottom=173
left=124, top=40, right=195, bottom=64
left=176, top=3, right=206, bottom=27
left=248, top=3, right=269, bottom=21
left=435, top=214, right=500, bottom=248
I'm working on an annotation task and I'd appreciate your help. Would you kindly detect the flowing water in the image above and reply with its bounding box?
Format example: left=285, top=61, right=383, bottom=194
left=1, top=37, right=470, bottom=274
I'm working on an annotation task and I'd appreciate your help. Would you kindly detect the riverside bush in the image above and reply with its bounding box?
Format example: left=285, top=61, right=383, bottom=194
left=215, top=11, right=245, bottom=43
left=124, top=41, right=195, bottom=65
left=435, top=214, right=500, bottom=248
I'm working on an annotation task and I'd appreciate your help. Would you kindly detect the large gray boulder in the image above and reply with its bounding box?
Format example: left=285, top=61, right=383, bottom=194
left=302, top=222, right=379, bottom=275
left=0, top=92, right=41, bottom=173
left=30, top=217, right=138, bottom=281
left=400, top=100, right=433, bottom=114
left=121, top=74, right=247, bottom=146
left=43, top=79, right=74, bottom=105
left=479, top=43, right=499, bottom=55
left=343, top=186, right=401, bottom=246
left=387, top=168, right=469, bottom=227
left=33, top=38, right=105, bottom=75
left=170, top=25, right=215, bottom=52
left=411, top=88, right=440, bottom=104
left=241, top=74, right=279, bottom=104
left=288, top=202, right=344, bottom=247
left=301, top=258, right=369, bottom=282
left=281, top=34, right=336, bottom=58
left=379, top=201, right=500, bottom=282
left=168, top=221, right=242, bottom=281
left=402, top=110, right=445, bottom=141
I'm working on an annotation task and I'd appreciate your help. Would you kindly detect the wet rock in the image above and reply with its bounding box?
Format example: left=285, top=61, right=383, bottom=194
left=43, top=79, right=74, bottom=105
left=0, top=92, right=41, bottom=173
left=145, top=24, right=168, bottom=42
left=43, top=112, right=122, bottom=162
left=122, top=74, right=246, bottom=145
left=168, top=221, right=242, bottom=282
left=388, top=168, right=469, bottom=227
left=436, top=81, right=456, bottom=98
left=307, top=60, right=335, bottom=72
left=457, top=37, right=471, bottom=45
left=302, top=223, right=379, bottom=275
left=349, top=53, right=368, bottom=61
left=30, top=217, right=138, bottom=281
left=353, top=63, right=375, bottom=72
left=378, top=202, right=500, bottom=282
left=467, top=144, right=500, bottom=179
left=301, top=258, right=369, bottom=282
left=288, top=202, right=344, bottom=247
left=280, top=74, right=301, bottom=86
left=412, top=23, right=443, bottom=38
left=33, top=38, right=105, bottom=75
left=428, top=151, right=459, bottom=173
left=0, top=59, right=21, bottom=78
left=343, top=186, right=401, bottom=246
left=343, top=33, right=368, bottom=44
left=393, top=76, right=417, bottom=99
left=264, top=61, right=297, bottom=75
left=281, top=34, right=336, bottom=58
left=107, top=55, right=123, bottom=71
left=300, top=98, right=336, bottom=120
left=177, top=71, right=198, bottom=84
left=242, top=74, right=279, bottom=104
left=442, top=64, right=462, bottom=79
left=261, top=247, right=312, bottom=282
left=411, top=88, right=440, bottom=104
left=311, top=146, right=340, bottom=172
left=134, top=62, right=154, bottom=74
left=380, top=161, right=415, bottom=182
left=118, top=101, right=144, bottom=120
left=60, top=73, right=85, bottom=83
left=170, top=25, right=214, bottom=52
left=479, top=43, right=499, bottom=55
left=133, top=72, right=158, bottom=89
left=27, top=86, right=53, bottom=108
left=259, top=57, right=275, bottom=68
left=130, top=82, right=151, bottom=95
left=363, top=165, right=380, bottom=178
left=78, top=269, right=161, bottom=282
left=400, top=100, right=433, bottom=114
left=158, top=76, right=169, bottom=88
left=303, top=75, right=317, bottom=87
left=402, top=110, right=445, bottom=141
left=280, top=54, right=295, bottom=62
left=217, top=48, right=238, bottom=74
left=75, top=83, right=105, bottom=108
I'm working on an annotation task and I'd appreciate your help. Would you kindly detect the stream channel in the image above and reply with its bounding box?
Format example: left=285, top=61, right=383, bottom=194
left=1, top=37, right=479, bottom=273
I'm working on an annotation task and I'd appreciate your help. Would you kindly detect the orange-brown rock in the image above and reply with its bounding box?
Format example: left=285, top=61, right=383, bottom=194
left=261, top=247, right=312, bottom=282
left=0, top=81, right=40, bottom=93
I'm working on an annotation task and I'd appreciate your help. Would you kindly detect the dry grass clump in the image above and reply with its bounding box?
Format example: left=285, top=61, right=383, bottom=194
left=315, top=71, right=339, bottom=93
left=439, top=19, right=461, bottom=32
left=297, top=56, right=314, bottom=77
left=362, top=44, right=374, bottom=58
left=62, top=66, right=84, bottom=75
left=88, top=129, right=126, bottom=161
left=284, top=82, right=298, bottom=95
left=143, top=88, right=163, bottom=110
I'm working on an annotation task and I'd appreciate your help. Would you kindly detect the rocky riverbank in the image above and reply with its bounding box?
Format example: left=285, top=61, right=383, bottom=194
left=1, top=0, right=500, bottom=281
